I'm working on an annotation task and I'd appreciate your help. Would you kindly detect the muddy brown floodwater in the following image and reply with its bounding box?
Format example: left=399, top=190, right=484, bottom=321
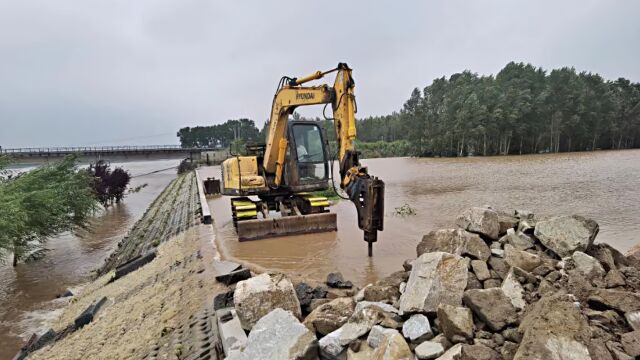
left=0, top=159, right=179, bottom=360
left=204, top=149, right=640, bottom=288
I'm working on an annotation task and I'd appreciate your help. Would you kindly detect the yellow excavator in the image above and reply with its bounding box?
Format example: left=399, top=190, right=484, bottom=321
left=220, top=63, right=384, bottom=256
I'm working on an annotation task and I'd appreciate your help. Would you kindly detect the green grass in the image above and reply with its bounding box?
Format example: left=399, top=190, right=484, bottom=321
left=313, top=187, right=341, bottom=201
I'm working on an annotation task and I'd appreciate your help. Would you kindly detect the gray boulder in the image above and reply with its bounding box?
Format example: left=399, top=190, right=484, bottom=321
left=588, top=340, right=614, bottom=360
left=318, top=327, right=346, bottom=359
left=588, top=289, right=640, bottom=313
left=501, top=268, right=526, bottom=311
left=345, top=342, right=375, bottom=359
left=337, top=320, right=374, bottom=348
left=456, top=207, right=501, bottom=240
left=414, top=341, right=445, bottom=359
left=497, top=211, right=519, bottom=236
left=463, top=288, right=518, bottom=331
left=471, top=260, right=491, bottom=281
left=571, top=251, right=606, bottom=279
left=533, top=215, right=599, bottom=257
left=620, top=330, right=640, bottom=357
left=435, top=343, right=499, bottom=360
left=466, top=271, right=483, bottom=290
left=367, top=325, right=399, bottom=348
left=499, top=228, right=535, bottom=251
left=504, top=244, right=542, bottom=272
left=514, top=294, right=591, bottom=360
left=338, top=305, right=400, bottom=347
left=326, top=272, right=353, bottom=289
left=363, top=270, right=407, bottom=303
left=488, top=256, right=509, bottom=279
left=515, top=209, right=534, bottom=220
left=417, top=229, right=491, bottom=261
left=491, top=248, right=505, bottom=258
left=399, top=252, right=469, bottom=314
left=483, top=279, right=501, bottom=289
left=216, top=308, right=247, bottom=357
left=606, top=341, right=631, bottom=360
left=354, top=301, right=399, bottom=315
left=605, top=270, right=626, bottom=288
left=234, top=273, right=301, bottom=330
left=237, top=308, right=318, bottom=360
left=401, top=314, right=433, bottom=343
left=625, top=311, right=640, bottom=331
left=372, top=331, right=414, bottom=360
left=437, top=344, right=463, bottom=360
left=437, top=304, right=474, bottom=342
left=303, top=297, right=355, bottom=336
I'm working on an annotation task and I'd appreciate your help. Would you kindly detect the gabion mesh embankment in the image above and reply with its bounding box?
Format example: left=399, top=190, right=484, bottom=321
left=97, top=171, right=200, bottom=276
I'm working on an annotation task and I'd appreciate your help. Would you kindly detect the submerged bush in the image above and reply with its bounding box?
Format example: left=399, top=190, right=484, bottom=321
left=87, top=161, right=131, bottom=207
left=177, top=159, right=197, bottom=174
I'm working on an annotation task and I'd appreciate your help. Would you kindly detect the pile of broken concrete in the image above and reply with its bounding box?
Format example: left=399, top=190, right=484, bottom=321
left=216, top=207, right=640, bottom=359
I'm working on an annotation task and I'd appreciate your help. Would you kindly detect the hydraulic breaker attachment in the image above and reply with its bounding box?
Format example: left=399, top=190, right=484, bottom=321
left=346, top=174, right=385, bottom=256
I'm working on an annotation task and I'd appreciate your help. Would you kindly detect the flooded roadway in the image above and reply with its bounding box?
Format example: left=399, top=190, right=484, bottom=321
left=0, top=159, right=179, bottom=360
left=205, top=149, right=640, bottom=287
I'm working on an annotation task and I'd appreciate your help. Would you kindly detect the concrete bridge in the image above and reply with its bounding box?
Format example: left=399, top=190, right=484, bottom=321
left=0, top=145, right=228, bottom=164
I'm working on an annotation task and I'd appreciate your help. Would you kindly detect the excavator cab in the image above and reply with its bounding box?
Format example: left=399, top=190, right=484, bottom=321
left=221, top=120, right=337, bottom=241
left=284, top=121, right=329, bottom=190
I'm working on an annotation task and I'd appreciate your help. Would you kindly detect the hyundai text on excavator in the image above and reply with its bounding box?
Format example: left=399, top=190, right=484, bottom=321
left=220, top=63, right=384, bottom=256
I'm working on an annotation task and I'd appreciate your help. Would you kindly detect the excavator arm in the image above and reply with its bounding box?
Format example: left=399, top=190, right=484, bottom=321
left=263, top=63, right=385, bottom=256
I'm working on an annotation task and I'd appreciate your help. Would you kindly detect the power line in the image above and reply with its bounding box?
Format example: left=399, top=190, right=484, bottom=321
left=131, top=166, right=178, bottom=178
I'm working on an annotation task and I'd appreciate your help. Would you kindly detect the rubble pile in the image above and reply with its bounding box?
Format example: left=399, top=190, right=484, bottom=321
left=218, top=207, right=640, bottom=359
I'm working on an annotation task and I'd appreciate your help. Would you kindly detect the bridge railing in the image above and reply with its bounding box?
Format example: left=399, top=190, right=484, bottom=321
left=0, top=145, right=212, bottom=154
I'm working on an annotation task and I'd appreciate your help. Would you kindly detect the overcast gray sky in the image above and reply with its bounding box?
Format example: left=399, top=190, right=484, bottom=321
left=0, top=1, right=638, bottom=148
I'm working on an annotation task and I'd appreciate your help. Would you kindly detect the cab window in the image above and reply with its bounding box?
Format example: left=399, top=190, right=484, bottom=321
left=291, top=123, right=327, bottom=182
left=293, top=124, right=324, bottom=163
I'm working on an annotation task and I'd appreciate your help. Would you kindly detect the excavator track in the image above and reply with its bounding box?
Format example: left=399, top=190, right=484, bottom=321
left=230, top=197, right=258, bottom=229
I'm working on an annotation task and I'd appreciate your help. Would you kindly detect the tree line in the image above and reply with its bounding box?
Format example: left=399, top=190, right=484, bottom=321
left=391, top=62, right=640, bottom=156
left=177, top=118, right=263, bottom=149
left=177, top=62, right=640, bottom=157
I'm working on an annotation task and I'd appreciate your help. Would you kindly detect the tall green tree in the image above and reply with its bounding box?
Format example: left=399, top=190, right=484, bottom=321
left=362, top=62, right=640, bottom=156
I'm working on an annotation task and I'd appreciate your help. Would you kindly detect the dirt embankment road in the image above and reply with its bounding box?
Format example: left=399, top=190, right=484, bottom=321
left=30, top=224, right=225, bottom=360
left=27, top=171, right=226, bottom=360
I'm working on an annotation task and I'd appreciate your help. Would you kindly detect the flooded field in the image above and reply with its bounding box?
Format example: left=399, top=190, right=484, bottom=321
left=2, top=150, right=640, bottom=359
left=0, top=159, right=179, bottom=359
left=205, top=149, right=640, bottom=287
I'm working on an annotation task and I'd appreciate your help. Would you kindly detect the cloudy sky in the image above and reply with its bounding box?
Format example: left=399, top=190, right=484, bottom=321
left=0, top=1, right=638, bottom=148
